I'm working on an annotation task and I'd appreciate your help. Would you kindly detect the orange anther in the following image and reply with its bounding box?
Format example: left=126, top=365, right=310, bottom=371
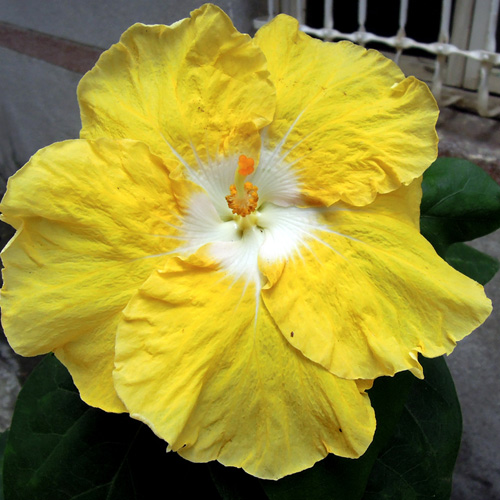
left=226, top=181, right=259, bottom=217
left=238, top=155, right=255, bottom=176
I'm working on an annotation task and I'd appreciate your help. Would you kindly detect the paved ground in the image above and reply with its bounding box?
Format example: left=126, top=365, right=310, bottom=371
left=448, top=231, right=500, bottom=500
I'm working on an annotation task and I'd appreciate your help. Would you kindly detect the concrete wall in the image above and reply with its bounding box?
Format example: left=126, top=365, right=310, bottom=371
left=2, top=0, right=265, bottom=48
left=0, top=0, right=267, bottom=188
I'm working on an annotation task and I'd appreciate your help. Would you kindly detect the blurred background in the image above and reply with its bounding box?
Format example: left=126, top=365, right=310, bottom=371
left=0, top=1, right=499, bottom=498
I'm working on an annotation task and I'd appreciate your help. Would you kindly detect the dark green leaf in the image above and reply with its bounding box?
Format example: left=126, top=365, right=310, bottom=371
left=3, top=355, right=221, bottom=500
left=445, top=242, right=500, bottom=285
left=0, top=430, right=9, bottom=500
left=1, top=355, right=463, bottom=500
left=4, top=353, right=421, bottom=500
left=420, top=157, right=500, bottom=256
left=363, top=356, right=462, bottom=500
left=259, top=371, right=414, bottom=500
left=208, top=462, right=268, bottom=500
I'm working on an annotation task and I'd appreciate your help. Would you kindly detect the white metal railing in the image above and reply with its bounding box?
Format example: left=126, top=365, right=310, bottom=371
left=257, top=0, right=500, bottom=118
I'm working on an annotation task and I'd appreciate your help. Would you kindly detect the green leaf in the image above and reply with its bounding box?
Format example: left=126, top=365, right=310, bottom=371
left=363, top=356, right=462, bottom=500
left=1, top=355, right=462, bottom=500
left=0, top=430, right=9, bottom=500
left=208, top=462, right=268, bottom=500
left=3, top=352, right=418, bottom=500
left=420, top=157, right=500, bottom=256
left=259, top=371, right=414, bottom=500
left=3, top=355, right=221, bottom=500
left=445, top=242, right=500, bottom=285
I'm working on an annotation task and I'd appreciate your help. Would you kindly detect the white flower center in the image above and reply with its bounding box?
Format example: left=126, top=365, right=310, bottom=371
left=178, top=148, right=323, bottom=288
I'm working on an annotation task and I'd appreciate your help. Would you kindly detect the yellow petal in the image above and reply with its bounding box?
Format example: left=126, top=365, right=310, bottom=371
left=79, top=4, right=276, bottom=169
left=261, top=181, right=492, bottom=380
left=254, top=15, right=439, bottom=206
left=1, top=139, right=180, bottom=411
left=114, top=256, right=375, bottom=479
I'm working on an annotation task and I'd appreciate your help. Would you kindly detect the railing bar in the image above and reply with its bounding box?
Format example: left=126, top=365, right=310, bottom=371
left=296, top=0, right=305, bottom=24
left=324, top=0, right=334, bottom=40
left=398, top=0, right=409, bottom=31
left=358, top=0, right=367, bottom=31
left=268, top=0, right=274, bottom=20
left=357, top=0, right=367, bottom=46
left=294, top=26, right=500, bottom=66
left=486, top=0, right=499, bottom=52
left=439, top=0, right=453, bottom=43
left=478, top=63, right=490, bottom=116
left=324, top=0, right=333, bottom=29
left=432, top=0, right=454, bottom=102
left=395, top=0, right=409, bottom=64
left=261, top=1, right=500, bottom=116
left=478, top=0, right=499, bottom=116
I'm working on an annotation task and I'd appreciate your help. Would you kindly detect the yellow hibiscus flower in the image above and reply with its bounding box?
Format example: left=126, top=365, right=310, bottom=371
left=0, top=4, right=491, bottom=480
